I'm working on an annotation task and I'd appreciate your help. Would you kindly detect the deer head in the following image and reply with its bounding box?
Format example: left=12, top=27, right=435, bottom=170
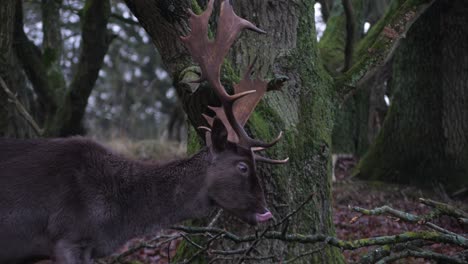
left=181, top=0, right=288, bottom=225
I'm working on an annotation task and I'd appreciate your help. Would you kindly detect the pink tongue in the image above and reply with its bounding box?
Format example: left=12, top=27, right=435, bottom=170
left=255, top=211, right=273, bottom=222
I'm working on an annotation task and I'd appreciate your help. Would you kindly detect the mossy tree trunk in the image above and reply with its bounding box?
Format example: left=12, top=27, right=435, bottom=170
left=124, top=0, right=344, bottom=262
left=356, top=0, right=468, bottom=191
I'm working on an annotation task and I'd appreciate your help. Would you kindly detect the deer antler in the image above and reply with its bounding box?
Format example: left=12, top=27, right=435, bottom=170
left=181, top=0, right=288, bottom=164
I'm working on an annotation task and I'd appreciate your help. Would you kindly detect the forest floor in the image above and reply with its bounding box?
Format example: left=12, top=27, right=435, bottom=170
left=332, top=156, right=467, bottom=263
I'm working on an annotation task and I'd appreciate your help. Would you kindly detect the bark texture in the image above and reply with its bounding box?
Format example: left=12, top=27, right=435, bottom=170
left=124, top=0, right=344, bottom=262
left=0, top=0, right=35, bottom=138
left=356, top=0, right=468, bottom=190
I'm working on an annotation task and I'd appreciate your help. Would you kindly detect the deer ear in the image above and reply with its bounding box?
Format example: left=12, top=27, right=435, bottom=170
left=211, top=118, right=228, bottom=152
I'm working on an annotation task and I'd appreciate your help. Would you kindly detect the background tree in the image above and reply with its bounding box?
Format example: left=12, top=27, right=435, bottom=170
left=319, top=0, right=392, bottom=156
left=355, top=0, right=468, bottom=192
left=0, top=0, right=183, bottom=139
left=13, top=0, right=112, bottom=136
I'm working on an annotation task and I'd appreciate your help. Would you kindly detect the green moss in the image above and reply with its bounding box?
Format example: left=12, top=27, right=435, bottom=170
left=81, top=0, right=92, bottom=16
left=190, top=0, right=203, bottom=15
left=187, top=125, right=203, bottom=155
left=172, top=234, right=205, bottom=263
left=221, top=59, right=241, bottom=84
left=42, top=48, right=59, bottom=68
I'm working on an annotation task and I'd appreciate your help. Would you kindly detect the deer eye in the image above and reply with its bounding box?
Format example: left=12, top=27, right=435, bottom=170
left=237, top=162, right=249, bottom=174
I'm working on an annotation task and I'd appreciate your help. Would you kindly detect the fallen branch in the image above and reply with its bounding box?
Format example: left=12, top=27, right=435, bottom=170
left=352, top=204, right=465, bottom=238
left=171, top=227, right=467, bottom=249
left=419, top=198, right=468, bottom=219
left=375, top=249, right=467, bottom=264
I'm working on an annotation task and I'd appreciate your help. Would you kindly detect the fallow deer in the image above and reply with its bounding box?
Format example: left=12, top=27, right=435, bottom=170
left=0, top=0, right=287, bottom=263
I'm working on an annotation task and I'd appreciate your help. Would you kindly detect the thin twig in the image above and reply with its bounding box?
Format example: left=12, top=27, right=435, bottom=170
left=0, top=76, right=44, bottom=136
left=208, top=255, right=276, bottom=263
left=284, top=244, right=326, bottom=263
left=208, top=209, right=223, bottom=228
left=180, top=233, right=203, bottom=250
left=183, top=233, right=223, bottom=264
left=272, top=192, right=316, bottom=228
left=236, top=227, right=270, bottom=264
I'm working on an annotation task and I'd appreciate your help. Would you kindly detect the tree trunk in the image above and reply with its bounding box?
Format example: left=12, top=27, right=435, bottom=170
left=0, top=0, right=35, bottom=138
left=124, top=0, right=344, bottom=262
left=356, top=0, right=468, bottom=191
left=8, top=0, right=112, bottom=137
left=320, top=0, right=391, bottom=156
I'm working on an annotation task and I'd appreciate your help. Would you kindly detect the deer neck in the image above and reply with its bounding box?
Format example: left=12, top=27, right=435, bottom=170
left=117, top=148, right=213, bottom=236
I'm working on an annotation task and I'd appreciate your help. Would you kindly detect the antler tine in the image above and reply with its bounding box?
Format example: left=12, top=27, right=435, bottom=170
left=254, top=154, right=290, bottom=164
left=197, top=126, right=212, bottom=133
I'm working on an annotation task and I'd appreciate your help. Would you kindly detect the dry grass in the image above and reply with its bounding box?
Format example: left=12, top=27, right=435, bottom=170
left=103, top=137, right=187, bottom=161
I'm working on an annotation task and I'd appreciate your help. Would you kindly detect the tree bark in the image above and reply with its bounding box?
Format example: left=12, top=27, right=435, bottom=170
left=0, top=0, right=35, bottom=138
left=356, top=0, right=468, bottom=191
left=124, top=0, right=344, bottom=262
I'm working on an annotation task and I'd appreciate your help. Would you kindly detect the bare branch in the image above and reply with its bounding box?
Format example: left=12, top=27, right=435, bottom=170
left=352, top=205, right=466, bottom=240
left=172, top=226, right=467, bottom=249
left=419, top=198, right=468, bottom=219
left=284, top=245, right=327, bottom=263
left=0, top=76, right=44, bottom=136
left=341, top=0, right=356, bottom=72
